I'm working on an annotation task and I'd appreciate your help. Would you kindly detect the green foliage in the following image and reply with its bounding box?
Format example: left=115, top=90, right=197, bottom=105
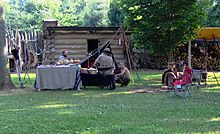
left=4, top=0, right=112, bottom=31
left=4, top=0, right=63, bottom=31
left=83, top=0, right=110, bottom=26
left=206, top=1, right=220, bottom=27
left=57, top=0, right=85, bottom=26
left=119, top=0, right=206, bottom=55
left=108, top=0, right=124, bottom=26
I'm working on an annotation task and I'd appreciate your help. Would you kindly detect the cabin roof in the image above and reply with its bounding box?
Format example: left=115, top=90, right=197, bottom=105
left=47, top=26, right=120, bottom=31
left=46, top=26, right=132, bottom=34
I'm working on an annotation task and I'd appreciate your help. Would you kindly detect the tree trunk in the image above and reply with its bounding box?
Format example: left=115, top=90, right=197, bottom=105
left=167, top=51, right=174, bottom=63
left=0, top=4, right=15, bottom=90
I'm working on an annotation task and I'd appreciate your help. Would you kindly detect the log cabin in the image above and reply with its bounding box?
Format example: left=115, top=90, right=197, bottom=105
left=43, top=20, right=131, bottom=66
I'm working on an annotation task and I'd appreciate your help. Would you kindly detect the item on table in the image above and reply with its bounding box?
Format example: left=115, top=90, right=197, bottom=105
left=59, top=60, right=64, bottom=65
left=64, top=59, right=69, bottom=65
left=87, top=68, right=98, bottom=74
left=69, top=58, right=74, bottom=64
left=80, top=68, right=88, bottom=74
left=73, top=59, right=80, bottom=64
left=56, top=61, right=61, bottom=65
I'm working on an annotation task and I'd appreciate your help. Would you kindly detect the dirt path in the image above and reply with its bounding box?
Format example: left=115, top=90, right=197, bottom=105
left=0, top=87, right=35, bottom=96
left=129, top=88, right=169, bottom=93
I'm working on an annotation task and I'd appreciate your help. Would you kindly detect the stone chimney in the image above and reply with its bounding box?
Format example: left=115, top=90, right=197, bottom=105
left=42, top=19, right=58, bottom=65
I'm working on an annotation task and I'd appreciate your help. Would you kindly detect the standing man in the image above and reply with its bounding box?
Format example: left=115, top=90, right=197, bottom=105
left=93, top=48, right=116, bottom=90
left=93, top=48, right=115, bottom=76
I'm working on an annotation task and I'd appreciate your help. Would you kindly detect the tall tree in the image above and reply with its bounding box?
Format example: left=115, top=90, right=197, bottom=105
left=83, top=0, right=110, bottom=26
left=0, top=1, right=15, bottom=90
left=206, top=1, right=220, bottom=27
left=58, top=0, right=85, bottom=26
left=119, top=0, right=205, bottom=55
left=4, top=0, right=86, bottom=31
left=4, top=0, right=112, bottom=31
left=108, top=0, right=124, bottom=26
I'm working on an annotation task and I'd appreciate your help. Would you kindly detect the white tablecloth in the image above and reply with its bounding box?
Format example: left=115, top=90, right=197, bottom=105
left=35, top=65, right=81, bottom=91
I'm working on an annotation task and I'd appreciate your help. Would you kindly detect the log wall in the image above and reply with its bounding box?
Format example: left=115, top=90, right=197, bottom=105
left=43, top=25, right=129, bottom=65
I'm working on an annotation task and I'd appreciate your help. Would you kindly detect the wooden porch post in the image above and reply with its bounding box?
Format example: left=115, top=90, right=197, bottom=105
left=188, top=40, right=192, bottom=68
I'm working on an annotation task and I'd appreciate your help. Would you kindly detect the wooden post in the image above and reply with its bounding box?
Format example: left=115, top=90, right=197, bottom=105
left=188, top=40, right=192, bottom=68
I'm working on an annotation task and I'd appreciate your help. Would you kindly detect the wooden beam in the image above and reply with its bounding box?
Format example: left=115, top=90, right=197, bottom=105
left=188, top=40, right=192, bottom=68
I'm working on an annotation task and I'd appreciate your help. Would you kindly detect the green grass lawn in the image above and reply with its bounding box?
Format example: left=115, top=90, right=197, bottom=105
left=0, top=71, right=219, bottom=133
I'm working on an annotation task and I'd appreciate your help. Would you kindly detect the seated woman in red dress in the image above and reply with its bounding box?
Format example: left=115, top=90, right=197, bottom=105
left=172, top=63, right=192, bottom=86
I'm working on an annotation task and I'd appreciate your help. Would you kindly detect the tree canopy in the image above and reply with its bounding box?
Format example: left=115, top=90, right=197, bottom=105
left=83, top=0, right=110, bottom=26
left=108, top=0, right=124, bottom=26
left=3, top=0, right=220, bottom=55
left=206, top=1, right=220, bottom=27
left=118, top=0, right=206, bottom=55
left=4, top=0, right=111, bottom=31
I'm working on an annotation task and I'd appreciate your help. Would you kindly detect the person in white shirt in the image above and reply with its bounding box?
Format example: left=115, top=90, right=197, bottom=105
left=59, top=49, right=68, bottom=61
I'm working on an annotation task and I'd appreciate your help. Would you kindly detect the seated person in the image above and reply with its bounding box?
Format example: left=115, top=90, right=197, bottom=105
left=164, top=72, right=177, bottom=87
left=115, top=63, right=131, bottom=86
left=93, top=48, right=115, bottom=76
left=172, top=62, right=192, bottom=86
left=162, top=62, right=177, bottom=87
left=59, top=49, right=68, bottom=61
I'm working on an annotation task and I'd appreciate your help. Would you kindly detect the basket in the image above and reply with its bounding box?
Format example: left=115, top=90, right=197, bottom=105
left=73, top=60, right=80, bottom=64
left=80, top=68, right=88, bottom=74
left=87, top=68, right=97, bottom=74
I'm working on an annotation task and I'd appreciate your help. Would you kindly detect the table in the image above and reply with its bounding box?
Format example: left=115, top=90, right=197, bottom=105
left=35, top=65, right=81, bottom=91
left=80, top=73, right=115, bottom=90
left=192, top=69, right=207, bottom=84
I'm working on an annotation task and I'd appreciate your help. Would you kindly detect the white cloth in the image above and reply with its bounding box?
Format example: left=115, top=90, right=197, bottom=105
left=35, top=65, right=81, bottom=90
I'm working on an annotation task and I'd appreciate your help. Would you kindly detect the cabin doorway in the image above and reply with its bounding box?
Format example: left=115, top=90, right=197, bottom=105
left=87, top=39, right=99, bottom=53
left=87, top=39, right=99, bottom=67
